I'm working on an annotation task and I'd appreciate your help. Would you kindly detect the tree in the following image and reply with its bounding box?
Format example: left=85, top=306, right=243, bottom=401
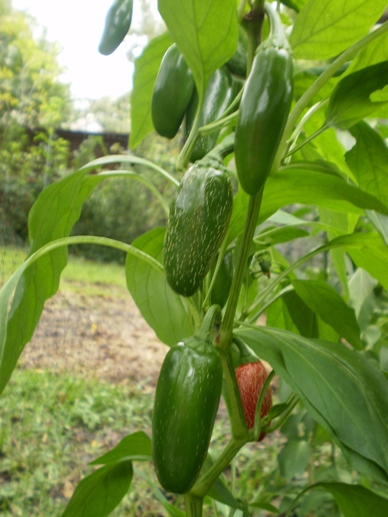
left=0, top=0, right=73, bottom=241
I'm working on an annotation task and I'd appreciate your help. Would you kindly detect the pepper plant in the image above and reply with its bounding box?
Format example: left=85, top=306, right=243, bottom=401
left=1, top=0, right=388, bottom=515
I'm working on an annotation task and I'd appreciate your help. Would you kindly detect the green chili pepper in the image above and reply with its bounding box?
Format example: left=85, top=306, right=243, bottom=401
left=152, top=45, right=195, bottom=139
left=164, top=156, right=233, bottom=297
left=185, top=67, right=234, bottom=162
left=235, top=4, right=293, bottom=195
left=210, top=250, right=234, bottom=309
left=98, top=0, right=133, bottom=56
left=152, top=308, right=223, bottom=494
left=226, top=26, right=248, bottom=78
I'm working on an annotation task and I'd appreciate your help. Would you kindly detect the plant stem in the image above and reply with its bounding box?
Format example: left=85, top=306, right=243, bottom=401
left=177, top=92, right=205, bottom=170
left=219, top=190, right=263, bottom=346
left=237, top=0, right=248, bottom=22
left=264, top=394, right=299, bottom=433
left=243, top=2, right=265, bottom=75
left=284, top=99, right=328, bottom=161
left=253, top=369, right=276, bottom=439
left=243, top=235, right=353, bottom=319
left=244, top=284, right=294, bottom=324
left=97, top=170, right=170, bottom=217
left=184, top=493, right=204, bottom=517
left=82, top=154, right=179, bottom=186
left=191, top=438, right=246, bottom=499
left=199, top=111, right=238, bottom=135
left=285, top=124, right=329, bottom=158
left=196, top=304, right=222, bottom=341
left=219, top=347, right=250, bottom=439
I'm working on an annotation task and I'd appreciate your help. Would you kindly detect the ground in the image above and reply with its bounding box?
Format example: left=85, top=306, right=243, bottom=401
left=19, top=281, right=168, bottom=387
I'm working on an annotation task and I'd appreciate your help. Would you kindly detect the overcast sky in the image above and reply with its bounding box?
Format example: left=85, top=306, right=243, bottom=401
left=12, top=0, right=139, bottom=100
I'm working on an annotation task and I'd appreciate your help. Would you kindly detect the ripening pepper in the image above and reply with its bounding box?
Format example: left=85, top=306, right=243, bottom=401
left=164, top=156, right=233, bottom=297
left=185, top=67, right=234, bottom=162
left=152, top=45, right=195, bottom=139
left=152, top=320, right=222, bottom=493
left=98, top=0, right=133, bottom=56
left=235, top=4, right=293, bottom=195
left=236, top=361, right=272, bottom=441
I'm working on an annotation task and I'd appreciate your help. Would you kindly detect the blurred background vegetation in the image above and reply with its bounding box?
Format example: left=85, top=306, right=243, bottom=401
left=0, top=0, right=180, bottom=262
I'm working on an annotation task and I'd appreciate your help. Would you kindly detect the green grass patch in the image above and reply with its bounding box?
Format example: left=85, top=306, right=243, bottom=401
left=0, top=368, right=355, bottom=516
left=0, top=246, right=28, bottom=284
left=0, top=245, right=127, bottom=296
left=0, top=368, right=157, bottom=516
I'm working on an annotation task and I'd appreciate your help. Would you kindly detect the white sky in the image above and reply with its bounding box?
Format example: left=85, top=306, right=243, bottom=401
left=11, top=0, right=139, bottom=101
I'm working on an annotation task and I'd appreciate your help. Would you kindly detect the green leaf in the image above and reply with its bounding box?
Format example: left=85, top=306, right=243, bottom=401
left=61, top=461, right=133, bottom=517
left=347, top=233, right=388, bottom=291
left=346, top=31, right=388, bottom=74
left=299, top=110, right=352, bottom=179
left=260, top=166, right=388, bottom=224
left=254, top=226, right=310, bottom=249
left=230, top=179, right=388, bottom=270
left=125, top=227, right=195, bottom=346
left=319, top=208, right=358, bottom=298
left=235, top=327, right=388, bottom=482
left=281, top=0, right=308, bottom=13
left=266, top=296, right=301, bottom=335
left=278, top=439, right=312, bottom=481
left=208, top=477, right=243, bottom=510
left=157, top=0, right=238, bottom=96
left=293, top=68, right=338, bottom=106
left=292, top=279, right=362, bottom=349
left=291, top=482, right=388, bottom=517
left=249, top=500, right=280, bottom=513
left=89, top=431, right=152, bottom=465
left=130, top=32, right=173, bottom=148
left=0, top=165, right=102, bottom=396
left=367, top=212, right=388, bottom=246
left=348, top=268, right=378, bottom=328
left=345, top=122, right=388, bottom=203
left=326, top=62, right=388, bottom=130
left=0, top=156, right=169, bottom=396
left=320, top=483, right=388, bottom=517
left=283, top=291, right=319, bottom=338
left=135, top=468, right=186, bottom=517
left=290, top=0, right=387, bottom=59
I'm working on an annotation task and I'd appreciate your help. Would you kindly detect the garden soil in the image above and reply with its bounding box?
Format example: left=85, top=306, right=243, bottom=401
left=19, top=281, right=168, bottom=387
left=18, top=280, right=268, bottom=387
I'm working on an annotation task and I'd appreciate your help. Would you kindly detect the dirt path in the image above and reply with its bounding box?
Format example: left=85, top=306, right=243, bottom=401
left=19, top=282, right=168, bottom=386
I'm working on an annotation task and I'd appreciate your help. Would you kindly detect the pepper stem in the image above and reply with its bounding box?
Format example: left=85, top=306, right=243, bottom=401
left=191, top=437, right=247, bottom=499
left=264, top=1, right=290, bottom=50
left=196, top=304, right=222, bottom=342
left=184, top=493, right=204, bottom=517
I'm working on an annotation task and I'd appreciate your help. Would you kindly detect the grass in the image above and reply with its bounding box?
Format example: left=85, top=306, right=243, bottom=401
left=0, top=245, right=127, bottom=297
left=0, top=368, right=289, bottom=517
left=0, top=368, right=157, bottom=516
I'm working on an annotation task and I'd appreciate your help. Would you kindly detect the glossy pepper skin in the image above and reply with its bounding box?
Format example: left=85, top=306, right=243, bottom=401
left=210, top=250, right=234, bottom=309
left=185, top=67, right=234, bottom=162
left=152, top=45, right=195, bottom=139
left=164, top=157, right=233, bottom=297
left=152, top=336, right=223, bottom=494
left=235, top=16, right=293, bottom=195
left=98, top=0, right=133, bottom=56
left=236, top=361, right=272, bottom=441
